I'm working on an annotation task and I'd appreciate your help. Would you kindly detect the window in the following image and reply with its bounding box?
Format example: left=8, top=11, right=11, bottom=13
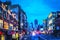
left=0, top=20, right=3, bottom=29
left=4, top=21, right=9, bottom=30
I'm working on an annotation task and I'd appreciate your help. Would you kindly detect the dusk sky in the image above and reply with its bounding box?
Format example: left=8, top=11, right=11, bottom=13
left=1, top=0, right=60, bottom=24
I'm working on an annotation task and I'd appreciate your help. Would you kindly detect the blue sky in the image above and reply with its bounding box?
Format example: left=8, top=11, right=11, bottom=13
left=1, top=0, right=60, bottom=24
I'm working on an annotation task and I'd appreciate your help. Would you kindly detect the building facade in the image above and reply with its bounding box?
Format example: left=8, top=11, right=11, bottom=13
left=47, top=12, right=57, bottom=34
left=20, top=9, right=27, bottom=34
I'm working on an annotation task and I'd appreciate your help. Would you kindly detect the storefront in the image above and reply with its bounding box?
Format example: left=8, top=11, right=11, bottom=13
left=4, top=21, right=9, bottom=30
left=0, top=19, right=3, bottom=29
left=0, top=31, right=5, bottom=40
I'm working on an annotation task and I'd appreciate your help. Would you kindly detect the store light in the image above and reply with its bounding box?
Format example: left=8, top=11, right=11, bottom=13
left=4, top=22, right=9, bottom=30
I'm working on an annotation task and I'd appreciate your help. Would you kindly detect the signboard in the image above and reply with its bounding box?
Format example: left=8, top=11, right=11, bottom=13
left=4, top=21, right=9, bottom=30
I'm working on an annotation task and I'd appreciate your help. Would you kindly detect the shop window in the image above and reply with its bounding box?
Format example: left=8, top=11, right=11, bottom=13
left=4, top=21, right=9, bottom=30
left=0, top=20, right=3, bottom=29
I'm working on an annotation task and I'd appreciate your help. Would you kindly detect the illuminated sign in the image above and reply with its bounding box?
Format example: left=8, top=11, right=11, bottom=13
left=4, top=21, right=9, bottom=30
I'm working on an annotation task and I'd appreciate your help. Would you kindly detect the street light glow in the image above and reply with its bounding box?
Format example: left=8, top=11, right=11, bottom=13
left=32, top=31, right=36, bottom=36
left=21, top=23, right=23, bottom=26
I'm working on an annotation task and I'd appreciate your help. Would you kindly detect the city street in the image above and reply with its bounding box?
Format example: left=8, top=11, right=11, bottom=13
left=30, top=34, right=60, bottom=40
left=20, top=34, right=60, bottom=40
left=0, top=0, right=60, bottom=40
left=22, top=34, right=60, bottom=40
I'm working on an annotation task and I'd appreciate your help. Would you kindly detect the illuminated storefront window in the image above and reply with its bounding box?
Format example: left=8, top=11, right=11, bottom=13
left=0, top=20, right=3, bottom=29
left=4, top=21, right=9, bottom=30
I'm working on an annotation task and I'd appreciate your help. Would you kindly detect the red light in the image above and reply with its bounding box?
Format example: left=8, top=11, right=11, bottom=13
left=0, top=31, right=3, bottom=35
